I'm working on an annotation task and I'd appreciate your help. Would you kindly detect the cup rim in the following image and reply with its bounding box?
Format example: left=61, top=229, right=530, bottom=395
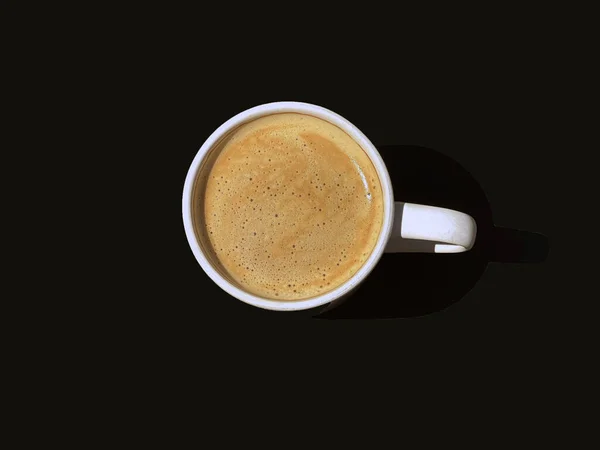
left=182, top=101, right=394, bottom=311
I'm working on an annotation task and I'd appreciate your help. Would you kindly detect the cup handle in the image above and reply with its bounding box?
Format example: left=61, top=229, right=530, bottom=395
left=384, top=202, right=477, bottom=253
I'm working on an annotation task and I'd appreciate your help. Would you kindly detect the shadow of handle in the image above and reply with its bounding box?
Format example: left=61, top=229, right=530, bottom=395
left=487, top=227, right=550, bottom=263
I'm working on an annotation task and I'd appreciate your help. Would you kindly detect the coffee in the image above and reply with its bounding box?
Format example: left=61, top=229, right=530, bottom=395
left=198, top=113, right=383, bottom=300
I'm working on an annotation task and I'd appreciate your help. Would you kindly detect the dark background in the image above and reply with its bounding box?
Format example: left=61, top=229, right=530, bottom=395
left=3, top=4, right=580, bottom=440
left=7, top=6, right=578, bottom=438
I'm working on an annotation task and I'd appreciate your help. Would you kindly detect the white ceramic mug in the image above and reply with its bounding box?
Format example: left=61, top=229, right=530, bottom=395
left=182, top=102, right=477, bottom=312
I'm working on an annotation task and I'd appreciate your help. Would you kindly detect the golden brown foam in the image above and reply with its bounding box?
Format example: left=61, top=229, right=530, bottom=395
left=200, top=113, right=383, bottom=300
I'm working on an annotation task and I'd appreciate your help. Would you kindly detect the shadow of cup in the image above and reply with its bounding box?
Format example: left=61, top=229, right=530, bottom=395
left=317, top=145, right=549, bottom=320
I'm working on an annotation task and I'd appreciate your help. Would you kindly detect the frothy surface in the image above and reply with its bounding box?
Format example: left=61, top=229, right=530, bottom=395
left=201, top=113, right=383, bottom=300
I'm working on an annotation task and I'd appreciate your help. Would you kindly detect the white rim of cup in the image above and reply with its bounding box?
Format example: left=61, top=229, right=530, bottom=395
left=182, top=102, right=394, bottom=311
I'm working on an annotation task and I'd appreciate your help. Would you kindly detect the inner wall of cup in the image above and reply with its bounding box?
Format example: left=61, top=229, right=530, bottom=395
left=191, top=111, right=388, bottom=301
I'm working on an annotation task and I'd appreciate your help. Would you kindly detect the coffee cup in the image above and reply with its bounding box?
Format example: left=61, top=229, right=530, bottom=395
left=182, top=102, right=476, bottom=312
